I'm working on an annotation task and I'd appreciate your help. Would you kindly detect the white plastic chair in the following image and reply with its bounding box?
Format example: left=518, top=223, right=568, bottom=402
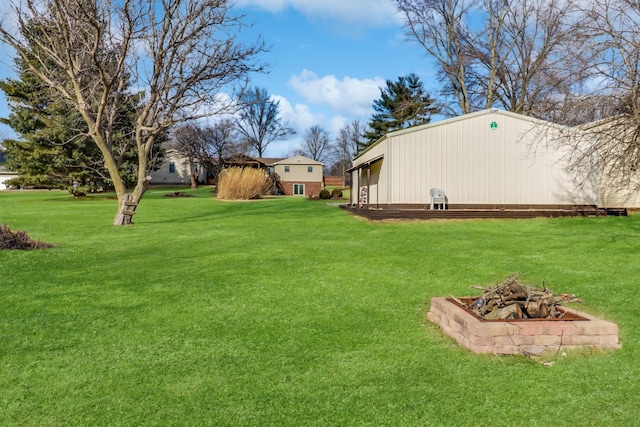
left=430, top=188, right=446, bottom=210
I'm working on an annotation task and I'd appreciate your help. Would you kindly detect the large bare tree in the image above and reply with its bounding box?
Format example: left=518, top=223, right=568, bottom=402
left=560, top=0, right=640, bottom=189
left=395, top=0, right=586, bottom=117
left=396, top=0, right=476, bottom=115
left=169, top=123, right=203, bottom=190
left=202, top=118, right=239, bottom=181
left=0, top=0, right=265, bottom=224
left=331, top=119, right=366, bottom=184
left=234, top=86, right=295, bottom=157
left=296, top=125, right=332, bottom=163
left=170, top=119, right=239, bottom=188
left=481, top=0, right=586, bottom=117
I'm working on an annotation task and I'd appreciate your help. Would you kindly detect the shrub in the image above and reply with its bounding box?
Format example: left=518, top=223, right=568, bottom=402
left=331, top=188, right=343, bottom=199
left=0, top=224, right=54, bottom=250
left=319, top=189, right=331, bottom=199
left=217, top=167, right=273, bottom=200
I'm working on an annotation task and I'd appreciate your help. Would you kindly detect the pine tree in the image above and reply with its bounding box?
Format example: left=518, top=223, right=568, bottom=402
left=0, top=44, right=156, bottom=194
left=364, top=74, right=439, bottom=146
left=1, top=0, right=265, bottom=224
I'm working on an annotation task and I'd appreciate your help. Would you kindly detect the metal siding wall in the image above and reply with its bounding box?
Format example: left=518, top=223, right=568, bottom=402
left=386, top=112, right=595, bottom=205
left=599, top=175, right=640, bottom=208
left=353, top=143, right=388, bottom=204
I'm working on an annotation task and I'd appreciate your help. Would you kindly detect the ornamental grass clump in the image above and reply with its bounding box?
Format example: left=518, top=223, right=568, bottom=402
left=216, top=167, right=273, bottom=200
left=0, top=223, right=54, bottom=250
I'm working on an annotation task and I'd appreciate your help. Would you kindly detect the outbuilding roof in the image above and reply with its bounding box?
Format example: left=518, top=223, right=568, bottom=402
left=272, top=155, right=324, bottom=166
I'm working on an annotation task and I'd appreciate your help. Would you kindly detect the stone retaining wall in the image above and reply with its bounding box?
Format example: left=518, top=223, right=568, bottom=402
left=427, top=297, right=620, bottom=355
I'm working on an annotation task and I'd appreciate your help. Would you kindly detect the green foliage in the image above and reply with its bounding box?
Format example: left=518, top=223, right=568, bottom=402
left=319, top=188, right=331, bottom=199
left=0, top=71, right=90, bottom=189
left=1, top=190, right=640, bottom=425
left=0, top=18, right=164, bottom=192
left=364, top=73, right=439, bottom=148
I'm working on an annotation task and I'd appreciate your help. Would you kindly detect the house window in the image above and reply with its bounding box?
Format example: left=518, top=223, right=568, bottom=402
left=193, top=162, right=199, bottom=173
left=307, top=166, right=313, bottom=173
left=284, top=165, right=290, bottom=172
left=169, top=162, right=176, bottom=173
left=293, top=183, right=305, bottom=195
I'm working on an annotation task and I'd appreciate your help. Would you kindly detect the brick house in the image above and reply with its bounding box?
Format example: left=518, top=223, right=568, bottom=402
left=271, top=155, right=324, bottom=197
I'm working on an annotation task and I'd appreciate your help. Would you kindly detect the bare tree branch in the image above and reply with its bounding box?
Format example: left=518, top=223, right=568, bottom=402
left=0, top=0, right=266, bottom=224
left=296, top=125, right=332, bottom=163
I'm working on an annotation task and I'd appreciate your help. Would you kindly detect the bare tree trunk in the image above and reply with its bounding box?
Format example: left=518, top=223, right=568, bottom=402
left=114, top=193, right=138, bottom=225
left=190, top=170, right=199, bottom=190
left=112, top=176, right=151, bottom=225
left=1, top=0, right=266, bottom=226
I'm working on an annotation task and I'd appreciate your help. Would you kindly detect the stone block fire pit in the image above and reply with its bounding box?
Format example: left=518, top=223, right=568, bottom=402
left=428, top=297, right=620, bottom=355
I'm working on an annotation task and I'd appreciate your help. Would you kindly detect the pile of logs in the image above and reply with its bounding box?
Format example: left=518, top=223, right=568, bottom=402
left=464, top=275, right=581, bottom=320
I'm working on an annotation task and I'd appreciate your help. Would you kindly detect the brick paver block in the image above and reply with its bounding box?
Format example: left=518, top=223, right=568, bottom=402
left=427, top=297, right=621, bottom=355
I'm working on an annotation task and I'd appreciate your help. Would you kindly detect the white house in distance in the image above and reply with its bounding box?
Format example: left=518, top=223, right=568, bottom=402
left=151, top=151, right=324, bottom=196
left=0, top=164, right=19, bottom=190
left=150, top=148, right=206, bottom=186
left=348, top=109, right=616, bottom=215
left=0, top=151, right=18, bottom=190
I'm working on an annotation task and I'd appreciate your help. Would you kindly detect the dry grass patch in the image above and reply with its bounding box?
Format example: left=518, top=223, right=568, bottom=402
left=216, top=167, right=273, bottom=200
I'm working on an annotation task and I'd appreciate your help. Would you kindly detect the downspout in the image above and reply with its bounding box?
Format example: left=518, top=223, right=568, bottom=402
left=376, top=173, right=379, bottom=210
left=349, top=169, right=355, bottom=205
left=366, top=166, right=371, bottom=209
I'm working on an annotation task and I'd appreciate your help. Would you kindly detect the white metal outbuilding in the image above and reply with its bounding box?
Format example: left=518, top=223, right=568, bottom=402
left=349, top=109, right=600, bottom=209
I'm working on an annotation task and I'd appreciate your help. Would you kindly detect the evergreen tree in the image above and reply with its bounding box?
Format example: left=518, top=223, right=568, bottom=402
left=364, top=74, right=439, bottom=146
left=0, top=0, right=264, bottom=224
left=0, top=38, right=158, bottom=194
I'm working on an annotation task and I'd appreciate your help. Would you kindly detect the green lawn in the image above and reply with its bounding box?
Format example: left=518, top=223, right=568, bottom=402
left=1, top=188, right=639, bottom=426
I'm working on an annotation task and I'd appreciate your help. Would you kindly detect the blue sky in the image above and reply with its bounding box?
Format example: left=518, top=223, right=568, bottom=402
left=0, top=0, right=439, bottom=158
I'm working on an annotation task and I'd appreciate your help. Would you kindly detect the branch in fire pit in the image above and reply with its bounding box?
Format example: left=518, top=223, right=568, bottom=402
left=467, top=274, right=581, bottom=320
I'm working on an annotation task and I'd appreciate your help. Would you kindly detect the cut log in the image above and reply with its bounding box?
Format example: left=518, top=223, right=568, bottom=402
left=466, top=274, right=580, bottom=320
left=525, top=301, right=549, bottom=318
left=485, top=303, right=523, bottom=320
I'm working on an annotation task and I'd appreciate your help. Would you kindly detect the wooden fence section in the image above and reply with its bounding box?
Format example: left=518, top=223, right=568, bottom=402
left=324, top=176, right=345, bottom=187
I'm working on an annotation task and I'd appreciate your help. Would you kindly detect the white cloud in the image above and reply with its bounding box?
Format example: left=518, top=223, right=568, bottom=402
left=327, top=115, right=348, bottom=136
left=264, top=95, right=354, bottom=157
left=288, top=69, right=384, bottom=117
left=236, top=0, right=402, bottom=27
left=235, top=0, right=289, bottom=13
left=272, top=94, right=323, bottom=133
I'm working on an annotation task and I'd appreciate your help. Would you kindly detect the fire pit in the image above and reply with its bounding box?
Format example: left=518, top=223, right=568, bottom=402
left=427, top=297, right=620, bottom=355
